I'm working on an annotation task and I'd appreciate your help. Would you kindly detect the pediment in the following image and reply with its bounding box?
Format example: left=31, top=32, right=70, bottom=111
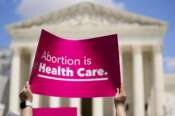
left=7, top=2, right=166, bottom=30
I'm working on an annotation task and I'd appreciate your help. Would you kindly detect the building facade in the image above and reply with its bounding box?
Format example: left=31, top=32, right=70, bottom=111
left=6, top=2, right=167, bottom=116
left=164, top=74, right=175, bottom=116
left=0, top=49, right=11, bottom=115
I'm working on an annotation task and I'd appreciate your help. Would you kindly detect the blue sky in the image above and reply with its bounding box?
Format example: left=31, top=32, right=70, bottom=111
left=0, top=0, right=175, bottom=74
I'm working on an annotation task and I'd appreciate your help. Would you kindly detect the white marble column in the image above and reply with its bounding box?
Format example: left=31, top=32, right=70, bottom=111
left=9, top=48, right=21, bottom=113
left=70, top=98, right=81, bottom=116
left=132, top=46, right=145, bottom=116
left=119, top=48, right=124, bottom=83
left=93, top=98, right=104, bottom=116
left=153, top=46, right=164, bottom=116
left=30, top=49, right=35, bottom=70
left=49, top=97, right=61, bottom=107
left=32, top=96, right=40, bottom=107
left=30, top=49, right=40, bottom=107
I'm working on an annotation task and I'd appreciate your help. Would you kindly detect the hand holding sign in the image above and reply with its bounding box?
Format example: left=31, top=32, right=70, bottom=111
left=29, top=29, right=121, bottom=98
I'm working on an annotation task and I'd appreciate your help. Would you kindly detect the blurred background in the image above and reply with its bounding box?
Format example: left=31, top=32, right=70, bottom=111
left=0, top=0, right=175, bottom=116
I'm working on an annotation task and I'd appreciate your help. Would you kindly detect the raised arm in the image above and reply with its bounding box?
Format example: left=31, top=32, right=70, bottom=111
left=19, top=82, right=33, bottom=116
left=114, top=85, right=127, bottom=116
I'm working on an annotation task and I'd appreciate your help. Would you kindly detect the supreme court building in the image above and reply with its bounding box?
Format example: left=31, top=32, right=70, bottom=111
left=6, top=2, right=167, bottom=116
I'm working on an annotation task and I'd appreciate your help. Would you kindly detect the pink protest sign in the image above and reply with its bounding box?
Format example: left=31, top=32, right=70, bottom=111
left=33, top=108, right=77, bottom=116
left=29, top=29, right=121, bottom=98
